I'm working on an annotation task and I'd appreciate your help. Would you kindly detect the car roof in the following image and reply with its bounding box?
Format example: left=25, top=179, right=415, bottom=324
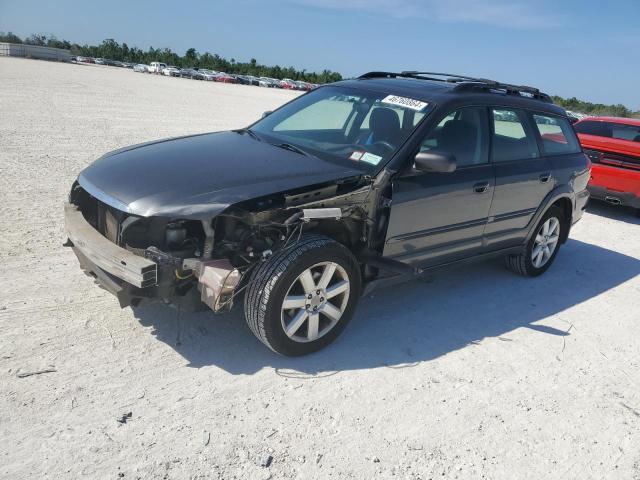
left=334, top=75, right=567, bottom=116
left=578, top=116, right=640, bottom=127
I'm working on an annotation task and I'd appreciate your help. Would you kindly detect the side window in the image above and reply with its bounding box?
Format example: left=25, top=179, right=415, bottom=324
left=574, top=120, right=613, bottom=138
left=419, top=107, right=488, bottom=167
left=531, top=114, right=582, bottom=155
left=612, top=123, right=640, bottom=142
left=491, top=109, right=539, bottom=162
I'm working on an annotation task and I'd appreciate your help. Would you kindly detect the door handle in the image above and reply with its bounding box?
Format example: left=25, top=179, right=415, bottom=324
left=539, top=172, right=551, bottom=183
left=473, top=182, right=489, bottom=193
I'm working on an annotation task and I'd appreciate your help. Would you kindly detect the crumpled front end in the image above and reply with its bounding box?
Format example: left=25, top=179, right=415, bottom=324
left=64, top=182, right=239, bottom=311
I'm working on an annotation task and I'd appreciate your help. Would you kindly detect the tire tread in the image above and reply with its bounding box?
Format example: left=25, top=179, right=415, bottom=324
left=505, top=206, right=564, bottom=277
left=244, top=234, right=338, bottom=352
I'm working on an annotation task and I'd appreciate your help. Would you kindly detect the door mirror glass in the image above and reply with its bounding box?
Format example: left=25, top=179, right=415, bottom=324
left=414, top=152, right=457, bottom=173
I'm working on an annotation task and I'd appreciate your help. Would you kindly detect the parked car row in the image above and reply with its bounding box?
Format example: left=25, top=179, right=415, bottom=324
left=136, top=61, right=317, bottom=89
left=73, top=56, right=135, bottom=68
left=72, top=57, right=318, bottom=89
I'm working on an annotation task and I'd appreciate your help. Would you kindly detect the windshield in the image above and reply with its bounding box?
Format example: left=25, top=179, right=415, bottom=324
left=250, top=85, right=431, bottom=169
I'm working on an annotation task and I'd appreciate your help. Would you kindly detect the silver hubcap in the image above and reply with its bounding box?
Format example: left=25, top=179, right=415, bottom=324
left=281, top=262, right=350, bottom=343
left=532, top=217, right=560, bottom=268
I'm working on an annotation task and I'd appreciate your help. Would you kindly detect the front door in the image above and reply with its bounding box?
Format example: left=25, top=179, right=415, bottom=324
left=384, top=106, right=494, bottom=267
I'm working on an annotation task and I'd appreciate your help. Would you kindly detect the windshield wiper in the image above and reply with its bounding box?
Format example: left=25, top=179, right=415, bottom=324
left=234, top=128, right=262, bottom=142
left=272, top=142, right=312, bottom=157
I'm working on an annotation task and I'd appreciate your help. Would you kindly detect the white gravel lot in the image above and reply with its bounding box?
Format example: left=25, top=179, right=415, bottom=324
left=1, top=57, right=639, bottom=480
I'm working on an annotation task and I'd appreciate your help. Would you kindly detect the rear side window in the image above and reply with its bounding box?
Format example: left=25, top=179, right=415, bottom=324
left=531, top=114, right=582, bottom=155
left=491, top=109, right=539, bottom=162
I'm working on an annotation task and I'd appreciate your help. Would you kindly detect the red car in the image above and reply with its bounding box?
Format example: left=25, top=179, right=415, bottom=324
left=573, top=116, right=640, bottom=215
left=215, top=72, right=236, bottom=84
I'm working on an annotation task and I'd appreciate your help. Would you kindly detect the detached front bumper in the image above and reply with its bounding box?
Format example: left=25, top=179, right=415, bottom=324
left=64, top=202, right=158, bottom=305
left=64, top=202, right=241, bottom=311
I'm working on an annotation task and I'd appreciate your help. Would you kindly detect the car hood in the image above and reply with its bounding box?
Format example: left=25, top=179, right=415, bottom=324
left=78, top=131, right=362, bottom=219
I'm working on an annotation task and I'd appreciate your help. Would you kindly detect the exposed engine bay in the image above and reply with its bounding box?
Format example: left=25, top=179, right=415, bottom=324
left=68, top=171, right=392, bottom=312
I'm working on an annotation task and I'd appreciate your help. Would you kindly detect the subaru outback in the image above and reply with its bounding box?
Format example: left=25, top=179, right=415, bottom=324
left=64, top=71, right=591, bottom=356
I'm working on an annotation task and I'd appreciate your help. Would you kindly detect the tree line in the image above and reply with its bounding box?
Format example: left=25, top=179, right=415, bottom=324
left=1, top=31, right=638, bottom=115
left=0, top=32, right=342, bottom=84
left=551, top=95, right=638, bottom=119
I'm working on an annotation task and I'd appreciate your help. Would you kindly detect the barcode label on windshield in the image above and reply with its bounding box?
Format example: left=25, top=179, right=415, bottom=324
left=381, top=95, right=428, bottom=111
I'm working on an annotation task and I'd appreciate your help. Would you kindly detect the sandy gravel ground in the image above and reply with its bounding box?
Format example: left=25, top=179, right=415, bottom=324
left=1, top=57, right=639, bottom=480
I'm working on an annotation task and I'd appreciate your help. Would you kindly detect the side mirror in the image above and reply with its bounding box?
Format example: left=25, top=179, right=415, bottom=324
left=414, top=151, right=457, bottom=173
left=262, top=111, right=272, bottom=118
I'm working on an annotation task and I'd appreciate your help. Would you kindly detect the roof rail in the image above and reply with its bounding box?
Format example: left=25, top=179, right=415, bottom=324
left=453, top=81, right=553, bottom=103
left=357, top=71, right=553, bottom=103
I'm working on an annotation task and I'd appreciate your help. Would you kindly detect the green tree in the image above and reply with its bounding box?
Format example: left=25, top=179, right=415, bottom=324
left=0, top=31, right=23, bottom=43
left=184, top=47, right=198, bottom=67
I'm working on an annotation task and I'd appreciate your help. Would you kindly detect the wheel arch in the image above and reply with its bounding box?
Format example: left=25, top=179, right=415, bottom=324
left=526, top=187, right=575, bottom=245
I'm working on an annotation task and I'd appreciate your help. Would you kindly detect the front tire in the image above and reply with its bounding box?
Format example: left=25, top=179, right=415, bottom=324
left=244, top=235, right=361, bottom=356
left=505, top=206, right=565, bottom=277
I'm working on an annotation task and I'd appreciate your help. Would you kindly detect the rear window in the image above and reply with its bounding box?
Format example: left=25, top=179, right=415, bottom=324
left=531, top=114, right=582, bottom=155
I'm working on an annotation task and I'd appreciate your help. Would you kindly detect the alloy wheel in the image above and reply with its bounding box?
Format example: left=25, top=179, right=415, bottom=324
left=532, top=216, right=560, bottom=268
left=281, top=262, right=350, bottom=343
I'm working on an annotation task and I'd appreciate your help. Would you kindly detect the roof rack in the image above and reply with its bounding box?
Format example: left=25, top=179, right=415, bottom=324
left=358, top=71, right=553, bottom=103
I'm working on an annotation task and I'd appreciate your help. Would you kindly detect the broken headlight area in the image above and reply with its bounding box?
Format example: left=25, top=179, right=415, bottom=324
left=68, top=178, right=374, bottom=314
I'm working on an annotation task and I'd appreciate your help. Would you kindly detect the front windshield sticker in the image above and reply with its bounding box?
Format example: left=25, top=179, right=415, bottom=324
left=381, top=95, right=428, bottom=111
left=361, top=152, right=383, bottom=165
left=349, top=151, right=365, bottom=161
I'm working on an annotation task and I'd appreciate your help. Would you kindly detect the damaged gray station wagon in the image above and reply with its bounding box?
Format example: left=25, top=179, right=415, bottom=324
left=65, top=71, right=591, bottom=355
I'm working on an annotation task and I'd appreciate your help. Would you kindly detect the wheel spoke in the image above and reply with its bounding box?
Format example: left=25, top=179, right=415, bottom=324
left=532, top=245, right=543, bottom=260
left=298, top=269, right=316, bottom=294
left=321, top=302, right=342, bottom=322
left=549, top=218, right=559, bottom=235
left=286, top=309, right=308, bottom=336
left=533, top=248, right=544, bottom=268
left=307, top=312, right=319, bottom=340
left=282, top=295, right=307, bottom=310
left=536, top=234, right=545, bottom=244
left=542, top=220, right=550, bottom=236
left=325, top=280, right=349, bottom=299
left=547, top=235, right=559, bottom=247
left=317, top=263, right=336, bottom=290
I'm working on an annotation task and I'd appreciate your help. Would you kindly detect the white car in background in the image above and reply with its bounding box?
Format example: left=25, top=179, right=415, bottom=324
left=198, top=69, right=219, bottom=81
left=133, top=64, right=149, bottom=73
left=162, top=66, right=181, bottom=77
left=148, top=62, right=167, bottom=74
left=258, top=77, right=278, bottom=88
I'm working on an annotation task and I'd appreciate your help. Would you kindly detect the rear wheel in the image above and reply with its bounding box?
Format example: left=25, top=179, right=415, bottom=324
left=506, top=206, right=564, bottom=277
left=244, top=235, right=361, bottom=356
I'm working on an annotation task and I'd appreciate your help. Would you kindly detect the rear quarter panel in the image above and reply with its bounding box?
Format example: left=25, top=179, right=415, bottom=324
left=547, top=152, right=591, bottom=222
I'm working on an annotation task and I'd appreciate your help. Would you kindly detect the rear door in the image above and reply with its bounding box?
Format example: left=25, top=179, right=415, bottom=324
left=484, top=108, right=553, bottom=249
left=384, top=106, right=495, bottom=267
